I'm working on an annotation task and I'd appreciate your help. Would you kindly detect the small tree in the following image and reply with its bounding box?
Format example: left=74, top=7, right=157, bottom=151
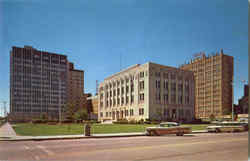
left=156, top=108, right=163, bottom=122
left=209, top=114, right=215, bottom=122
left=65, top=103, right=77, bottom=121
left=40, top=113, right=48, bottom=123
left=73, top=108, right=88, bottom=123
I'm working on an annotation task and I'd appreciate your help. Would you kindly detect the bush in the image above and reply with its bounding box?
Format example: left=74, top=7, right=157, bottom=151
left=114, top=119, right=128, bottom=124
left=138, top=118, right=144, bottom=124
left=128, top=119, right=137, bottom=124
left=32, top=119, right=45, bottom=124
left=144, top=121, right=151, bottom=124
left=90, top=120, right=100, bottom=124
left=61, top=120, right=73, bottom=124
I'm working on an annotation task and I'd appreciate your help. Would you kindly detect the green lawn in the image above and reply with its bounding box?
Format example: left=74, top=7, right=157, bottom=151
left=12, top=123, right=210, bottom=136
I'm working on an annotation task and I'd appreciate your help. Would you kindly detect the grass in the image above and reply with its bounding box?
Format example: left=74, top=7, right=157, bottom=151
left=12, top=123, right=210, bottom=136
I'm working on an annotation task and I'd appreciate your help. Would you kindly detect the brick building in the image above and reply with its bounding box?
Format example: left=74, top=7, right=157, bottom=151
left=180, top=50, right=234, bottom=118
left=67, top=62, right=85, bottom=111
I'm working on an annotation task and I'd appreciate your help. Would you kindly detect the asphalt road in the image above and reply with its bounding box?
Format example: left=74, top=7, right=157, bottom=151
left=0, top=132, right=248, bottom=161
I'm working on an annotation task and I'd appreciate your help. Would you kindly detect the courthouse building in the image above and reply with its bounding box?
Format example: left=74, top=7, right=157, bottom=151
left=180, top=50, right=233, bottom=118
left=98, top=62, right=195, bottom=122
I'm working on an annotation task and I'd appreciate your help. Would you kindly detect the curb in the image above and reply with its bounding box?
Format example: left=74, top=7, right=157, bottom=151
left=0, top=134, right=146, bottom=141
left=0, top=131, right=209, bottom=141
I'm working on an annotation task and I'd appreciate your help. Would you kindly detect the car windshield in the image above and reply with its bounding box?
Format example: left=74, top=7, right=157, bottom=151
left=159, top=122, right=179, bottom=127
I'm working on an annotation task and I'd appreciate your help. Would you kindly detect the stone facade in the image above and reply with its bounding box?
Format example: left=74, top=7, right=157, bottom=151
left=98, top=62, right=195, bottom=122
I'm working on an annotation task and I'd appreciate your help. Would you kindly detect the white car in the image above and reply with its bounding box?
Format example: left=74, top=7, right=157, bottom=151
left=207, top=121, right=246, bottom=133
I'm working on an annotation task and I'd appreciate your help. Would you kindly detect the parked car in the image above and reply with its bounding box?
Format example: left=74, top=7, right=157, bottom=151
left=146, top=122, right=191, bottom=136
left=206, top=121, right=247, bottom=133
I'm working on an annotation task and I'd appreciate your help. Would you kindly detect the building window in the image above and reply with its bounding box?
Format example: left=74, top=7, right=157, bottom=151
left=117, top=98, right=120, bottom=105
left=171, top=94, right=176, bottom=104
left=125, top=110, right=129, bottom=116
left=164, top=94, right=168, bottom=103
left=163, top=73, right=169, bottom=79
left=126, top=85, right=129, bottom=93
left=106, top=112, right=108, bottom=117
left=164, top=80, right=168, bottom=90
left=117, top=88, right=120, bottom=96
left=139, top=108, right=144, bottom=115
left=171, top=82, right=176, bottom=92
left=140, top=71, right=144, bottom=78
left=126, top=96, right=129, bottom=104
left=100, top=112, right=103, bottom=117
left=171, top=74, right=176, bottom=80
left=130, top=109, right=134, bottom=116
left=156, top=80, right=160, bottom=89
left=139, top=81, right=144, bottom=90
left=121, top=97, right=124, bottom=105
left=178, top=95, right=183, bottom=104
left=121, top=87, right=124, bottom=94
left=131, top=95, right=134, bottom=103
left=131, top=83, right=134, bottom=92
left=139, top=93, right=144, bottom=101
left=155, top=72, right=161, bottom=77
left=155, top=92, right=161, bottom=101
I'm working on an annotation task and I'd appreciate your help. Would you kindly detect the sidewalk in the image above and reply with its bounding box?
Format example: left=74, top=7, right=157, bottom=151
left=0, top=122, right=17, bottom=138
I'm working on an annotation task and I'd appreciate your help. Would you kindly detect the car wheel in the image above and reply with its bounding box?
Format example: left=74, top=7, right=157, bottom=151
left=215, top=129, right=220, bottom=133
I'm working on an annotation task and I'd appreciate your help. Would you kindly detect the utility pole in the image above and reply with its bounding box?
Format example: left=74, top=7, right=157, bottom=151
left=96, top=80, right=98, bottom=96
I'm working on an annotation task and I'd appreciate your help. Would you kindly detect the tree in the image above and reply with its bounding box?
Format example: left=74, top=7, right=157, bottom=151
left=65, top=103, right=77, bottom=121
left=222, top=108, right=231, bottom=115
left=73, top=108, right=88, bottom=122
left=156, top=108, right=163, bottom=122
left=209, top=114, right=215, bottom=122
left=40, top=113, right=48, bottom=123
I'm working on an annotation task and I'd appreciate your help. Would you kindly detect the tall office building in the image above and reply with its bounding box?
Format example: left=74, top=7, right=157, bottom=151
left=98, top=62, right=195, bottom=122
left=10, top=46, right=68, bottom=121
left=67, top=62, right=85, bottom=111
left=180, top=50, right=233, bottom=119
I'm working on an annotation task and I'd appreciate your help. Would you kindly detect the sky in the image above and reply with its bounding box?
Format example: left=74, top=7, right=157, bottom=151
left=0, top=0, right=248, bottom=116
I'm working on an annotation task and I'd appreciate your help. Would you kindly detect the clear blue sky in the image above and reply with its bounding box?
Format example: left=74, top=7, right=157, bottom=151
left=0, top=0, right=248, bottom=116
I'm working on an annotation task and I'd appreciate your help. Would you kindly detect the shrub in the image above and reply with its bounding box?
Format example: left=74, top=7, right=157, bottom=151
left=144, top=121, right=151, bottom=124
left=32, top=119, right=44, bottom=124
left=114, top=119, right=128, bottom=124
left=129, top=119, right=137, bottom=124
left=138, top=118, right=144, bottom=124
left=61, top=120, right=73, bottom=124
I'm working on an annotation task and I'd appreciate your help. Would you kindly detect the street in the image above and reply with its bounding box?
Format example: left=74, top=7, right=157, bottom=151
left=0, top=132, right=248, bottom=161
